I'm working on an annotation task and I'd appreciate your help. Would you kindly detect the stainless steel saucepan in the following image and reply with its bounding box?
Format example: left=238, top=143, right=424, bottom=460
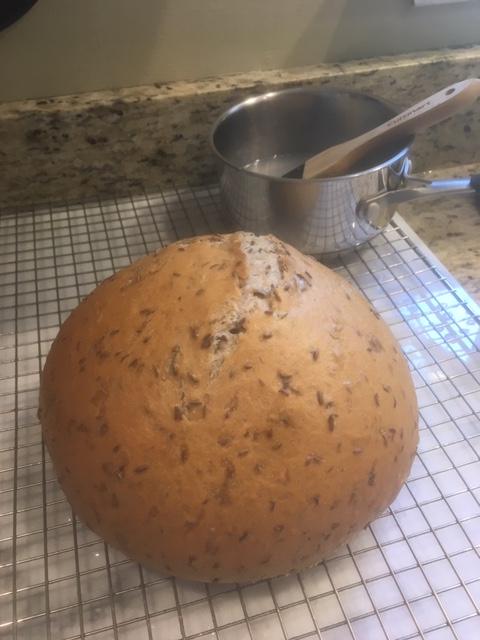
left=210, top=87, right=480, bottom=256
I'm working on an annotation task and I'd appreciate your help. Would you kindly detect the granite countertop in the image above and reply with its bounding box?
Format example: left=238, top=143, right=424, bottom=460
left=0, top=46, right=479, bottom=301
left=2, top=46, right=480, bottom=209
left=400, top=163, right=480, bottom=302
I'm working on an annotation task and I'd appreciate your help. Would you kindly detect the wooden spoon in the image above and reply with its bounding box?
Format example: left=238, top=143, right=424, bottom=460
left=284, top=78, right=480, bottom=179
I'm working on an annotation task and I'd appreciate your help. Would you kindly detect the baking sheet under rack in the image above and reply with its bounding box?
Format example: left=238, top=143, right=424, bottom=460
left=0, top=184, right=479, bottom=640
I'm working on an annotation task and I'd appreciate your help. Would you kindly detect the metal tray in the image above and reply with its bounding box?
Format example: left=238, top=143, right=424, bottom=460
left=0, top=185, right=479, bottom=640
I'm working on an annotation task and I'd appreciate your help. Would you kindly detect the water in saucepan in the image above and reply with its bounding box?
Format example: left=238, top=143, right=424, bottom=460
left=243, top=153, right=309, bottom=178
left=243, top=139, right=411, bottom=178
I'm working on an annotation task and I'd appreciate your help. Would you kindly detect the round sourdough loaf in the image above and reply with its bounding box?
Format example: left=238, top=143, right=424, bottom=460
left=39, top=232, right=418, bottom=583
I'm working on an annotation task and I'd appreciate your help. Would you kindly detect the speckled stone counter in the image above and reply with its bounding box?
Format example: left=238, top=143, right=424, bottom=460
left=400, top=163, right=480, bottom=302
left=1, top=46, right=479, bottom=299
left=1, top=46, right=480, bottom=210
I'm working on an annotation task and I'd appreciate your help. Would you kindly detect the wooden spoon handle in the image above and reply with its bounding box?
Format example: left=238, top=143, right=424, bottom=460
left=303, top=78, right=480, bottom=179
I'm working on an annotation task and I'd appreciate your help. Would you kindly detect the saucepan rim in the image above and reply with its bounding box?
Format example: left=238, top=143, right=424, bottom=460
left=210, top=86, right=414, bottom=182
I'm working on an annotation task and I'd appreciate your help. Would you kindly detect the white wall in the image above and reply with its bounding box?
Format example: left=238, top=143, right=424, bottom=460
left=1, top=0, right=480, bottom=102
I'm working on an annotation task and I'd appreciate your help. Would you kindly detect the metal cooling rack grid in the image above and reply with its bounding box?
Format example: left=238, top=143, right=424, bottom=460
left=0, top=184, right=479, bottom=640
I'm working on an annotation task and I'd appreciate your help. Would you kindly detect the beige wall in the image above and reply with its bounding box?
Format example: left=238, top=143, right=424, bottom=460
left=1, top=0, right=480, bottom=103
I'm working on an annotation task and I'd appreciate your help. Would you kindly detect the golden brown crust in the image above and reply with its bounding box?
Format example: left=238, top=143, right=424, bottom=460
left=39, top=232, right=418, bottom=583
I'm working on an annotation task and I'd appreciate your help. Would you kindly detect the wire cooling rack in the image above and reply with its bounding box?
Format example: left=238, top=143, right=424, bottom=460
left=0, top=184, right=479, bottom=640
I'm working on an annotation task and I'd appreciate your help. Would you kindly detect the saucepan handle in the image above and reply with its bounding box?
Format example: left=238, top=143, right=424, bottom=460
left=358, top=161, right=480, bottom=225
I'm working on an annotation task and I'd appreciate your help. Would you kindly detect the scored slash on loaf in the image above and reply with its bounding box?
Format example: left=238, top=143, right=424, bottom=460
left=39, top=231, right=418, bottom=583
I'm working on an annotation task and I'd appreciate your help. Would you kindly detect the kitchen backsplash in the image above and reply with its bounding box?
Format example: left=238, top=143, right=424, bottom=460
left=1, top=46, right=480, bottom=210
